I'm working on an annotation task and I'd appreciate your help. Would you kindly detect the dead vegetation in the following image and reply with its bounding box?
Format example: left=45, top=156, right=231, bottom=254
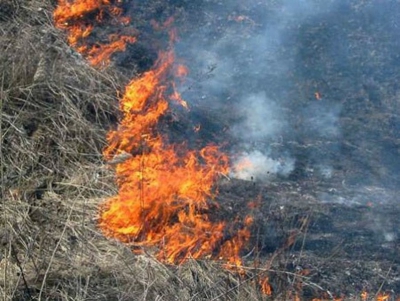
left=0, top=1, right=267, bottom=300
left=1, top=1, right=399, bottom=300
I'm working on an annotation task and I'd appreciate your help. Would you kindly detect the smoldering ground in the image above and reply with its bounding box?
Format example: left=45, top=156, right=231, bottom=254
left=171, top=0, right=400, bottom=192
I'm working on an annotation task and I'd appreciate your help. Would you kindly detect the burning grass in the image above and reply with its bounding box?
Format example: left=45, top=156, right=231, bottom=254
left=1, top=0, right=399, bottom=300
left=53, top=0, right=136, bottom=67
left=0, top=1, right=262, bottom=299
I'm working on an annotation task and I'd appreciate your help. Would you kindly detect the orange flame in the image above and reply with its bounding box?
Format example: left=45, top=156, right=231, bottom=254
left=233, top=157, right=253, bottom=173
left=86, top=35, right=137, bottom=66
left=259, top=276, right=272, bottom=295
left=54, top=0, right=253, bottom=268
left=54, top=0, right=253, bottom=266
left=54, top=0, right=136, bottom=67
left=170, top=81, right=189, bottom=109
left=377, top=293, right=390, bottom=301
left=310, top=290, right=344, bottom=301
left=53, top=2, right=400, bottom=299
left=99, top=46, right=252, bottom=265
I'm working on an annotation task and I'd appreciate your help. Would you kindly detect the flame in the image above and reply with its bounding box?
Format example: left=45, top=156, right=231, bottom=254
left=233, top=157, right=253, bottom=173
left=85, top=35, right=137, bottom=66
left=309, top=292, right=392, bottom=301
left=54, top=0, right=252, bottom=266
left=310, top=290, right=344, bottom=301
left=99, top=45, right=253, bottom=265
left=170, top=81, right=189, bottom=109
left=53, top=2, right=400, bottom=299
left=260, top=276, right=272, bottom=295
left=377, top=293, right=390, bottom=301
left=52, top=0, right=256, bottom=269
left=54, top=0, right=136, bottom=67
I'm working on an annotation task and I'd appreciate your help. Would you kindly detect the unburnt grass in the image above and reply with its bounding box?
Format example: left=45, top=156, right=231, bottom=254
left=0, top=1, right=264, bottom=300
left=1, top=1, right=399, bottom=300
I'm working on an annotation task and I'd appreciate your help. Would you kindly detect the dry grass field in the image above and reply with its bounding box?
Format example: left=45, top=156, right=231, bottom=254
left=1, top=1, right=399, bottom=300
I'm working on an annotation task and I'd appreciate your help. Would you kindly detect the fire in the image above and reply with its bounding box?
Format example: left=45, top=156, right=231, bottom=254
left=174, top=64, right=189, bottom=78
left=53, top=0, right=254, bottom=267
left=53, top=2, right=397, bottom=299
left=85, top=34, right=137, bottom=66
left=233, top=156, right=253, bottom=173
left=360, top=291, right=392, bottom=301
left=98, top=45, right=253, bottom=264
left=54, top=0, right=136, bottom=67
left=377, top=293, right=390, bottom=301
left=312, top=296, right=344, bottom=301
left=53, top=1, right=253, bottom=266
left=53, top=0, right=253, bottom=265
left=260, top=276, right=272, bottom=295
left=170, top=81, right=189, bottom=109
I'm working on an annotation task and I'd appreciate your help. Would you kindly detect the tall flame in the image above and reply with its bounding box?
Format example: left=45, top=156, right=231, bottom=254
left=53, top=0, right=252, bottom=279
left=53, top=2, right=400, bottom=299
left=99, top=48, right=251, bottom=264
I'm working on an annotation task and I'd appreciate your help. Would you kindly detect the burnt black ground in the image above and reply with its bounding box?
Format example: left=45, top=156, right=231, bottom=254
left=2, top=0, right=398, bottom=299
left=216, top=177, right=400, bottom=297
left=146, top=0, right=400, bottom=297
left=53, top=0, right=400, bottom=297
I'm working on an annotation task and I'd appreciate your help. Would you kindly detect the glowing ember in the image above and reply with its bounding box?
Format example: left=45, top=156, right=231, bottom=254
left=174, top=64, right=189, bottom=78
left=54, top=0, right=136, bottom=67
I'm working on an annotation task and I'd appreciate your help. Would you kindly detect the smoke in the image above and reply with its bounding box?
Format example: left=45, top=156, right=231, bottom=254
left=175, top=0, right=339, bottom=180
left=173, top=0, right=400, bottom=189
left=231, top=92, right=283, bottom=141
left=232, top=150, right=295, bottom=181
left=228, top=91, right=293, bottom=179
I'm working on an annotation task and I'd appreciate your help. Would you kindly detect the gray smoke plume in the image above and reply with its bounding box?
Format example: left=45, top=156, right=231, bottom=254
left=174, top=0, right=400, bottom=189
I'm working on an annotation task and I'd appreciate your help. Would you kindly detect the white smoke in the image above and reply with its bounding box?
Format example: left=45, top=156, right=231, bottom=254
left=231, top=91, right=283, bottom=140
left=232, top=150, right=295, bottom=181
left=175, top=0, right=347, bottom=183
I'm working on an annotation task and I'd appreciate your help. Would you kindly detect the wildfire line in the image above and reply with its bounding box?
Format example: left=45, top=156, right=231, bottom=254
left=54, top=0, right=253, bottom=291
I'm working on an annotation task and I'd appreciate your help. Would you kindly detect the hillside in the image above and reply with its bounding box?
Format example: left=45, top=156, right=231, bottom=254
left=1, top=1, right=399, bottom=300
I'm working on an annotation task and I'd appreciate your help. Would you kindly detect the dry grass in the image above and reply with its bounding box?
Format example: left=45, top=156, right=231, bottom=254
left=0, top=1, right=270, bottom=300
left=0, top=1, right=393, bottom=300
left=1, top=191, right=270, bottom=300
